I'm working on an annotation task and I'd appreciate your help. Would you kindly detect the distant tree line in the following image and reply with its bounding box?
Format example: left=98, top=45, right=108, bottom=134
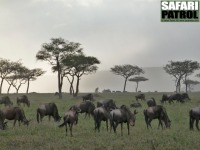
left=36, top=37, right=100, bottom=99
left=0, top=58, right=45, bottom=94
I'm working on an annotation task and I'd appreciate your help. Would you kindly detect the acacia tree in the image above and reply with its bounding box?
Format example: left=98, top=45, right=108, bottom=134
left=24, top=68, right=45, bottom=94
left=110, top=65, right=144, bottom=92
left=184, top=79, right=200, bottom=92
left=182, top=60, right=200, bottom=93
left=36, top=38, right=82, bottom=99
left=62, top=54, right=100, bottom=97
left=0, top=58, right=15, bottom=93
left=9, top=65, right=28, bottom=93
left=5, top=61, right=23, bottom=94
left=164, top=60, right=199, bottom=93
left=129, top=76, right=148, bottom=92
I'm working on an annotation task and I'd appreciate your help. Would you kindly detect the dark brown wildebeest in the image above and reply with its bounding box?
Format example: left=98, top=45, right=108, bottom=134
left=97, top=99, right=117, bottom=109
left=181, top=93, right=191, bottom=101
left=168, top=93, right=183, bottom=103
left=144, top=105, right=171, bottom=129
left=37, top=103, right=61, bottom=123
left=0, top=96, right=13, bottom=107
left=70, top=101, right=95, bottom=118
left=110, top=105, right=137, bottom=135
left=17, top=95, right=30, bottom=107
left=146, top=98, right=157, bottom=107
left=130, top=102, right=142, bottom=108
left=82, top=93, right=93, bottom=102
left=189, top=107, right=200, bottom=130
left=160, top=94, right=170, bottom=104
left=2, top=107, right=30, bottom=126
left=93, top=106, right=111, bottom=132
left=0, top=110, right=7, bottom=130
left=135, top=93, right=145, bottom=102
left=59, top=106, right=81, bottom=136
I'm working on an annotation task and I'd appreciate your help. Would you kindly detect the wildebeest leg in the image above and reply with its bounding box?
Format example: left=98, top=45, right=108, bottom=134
left=120, top=123, right=123, bottom=136
left=114, top=122, right=118, bottom=133
left=98, top=120, right=101, bottom=132
left=49, top=115, right=51, bottom=121
left=65, top=124, right=68, bottom=136
left=158, top=119, right=163, bottom=129
left=13, top=119, right=17, bottom=127
left=69, top=123, right=73, bottom=137
left=190, top=117, right=194, bottom=130
left=127, top=123, right=130, bottom=135
left=195, top=119, right=199, bottom=130
left=148, top=119, right=152, bottom=128
left=145, top=117, right=149, bottom=129
left=106, top=120, right=108, bottom=131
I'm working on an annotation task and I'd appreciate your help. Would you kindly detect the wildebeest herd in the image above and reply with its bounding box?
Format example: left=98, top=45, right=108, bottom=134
left=0, top=92, right=200, bottom=137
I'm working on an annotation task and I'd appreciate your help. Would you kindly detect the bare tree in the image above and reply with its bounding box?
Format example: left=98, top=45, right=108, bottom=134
left=110, top=65, right=144, bottom=92
left=129, top=76, right=148, bottom=92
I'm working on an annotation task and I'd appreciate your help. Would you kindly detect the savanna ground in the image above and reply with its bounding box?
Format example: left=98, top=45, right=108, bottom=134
left=1, top=92, right=200, bottom=150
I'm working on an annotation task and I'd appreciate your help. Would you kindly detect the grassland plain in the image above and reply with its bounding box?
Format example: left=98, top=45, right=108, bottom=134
left=1, top=92, right=200, bottom=150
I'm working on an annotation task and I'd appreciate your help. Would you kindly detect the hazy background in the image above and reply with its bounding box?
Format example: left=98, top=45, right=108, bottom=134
left=0, top=0, right=200, bottom=93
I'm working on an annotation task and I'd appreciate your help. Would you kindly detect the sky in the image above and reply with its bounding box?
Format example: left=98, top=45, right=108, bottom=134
left=0, top=0, right=200, bottom=93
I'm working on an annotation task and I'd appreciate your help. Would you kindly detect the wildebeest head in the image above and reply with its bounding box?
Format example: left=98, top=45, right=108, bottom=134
left=161, top=108, right=171, bottom=128
left=120, top=105, right=138, bottom=126
left=0, top=121, right=7, bottom=130
left=69, top=105, right=82, bottom=113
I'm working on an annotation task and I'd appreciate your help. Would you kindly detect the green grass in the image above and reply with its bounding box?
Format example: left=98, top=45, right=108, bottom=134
left=1, top=92, right=200, bottom=150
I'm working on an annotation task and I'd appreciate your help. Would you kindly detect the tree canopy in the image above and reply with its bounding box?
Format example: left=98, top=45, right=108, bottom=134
left=129, top=76, right=148, bottom=92
left=111, top=64, right=144, bottom=92
left=164, top=60, right=200, bottom=93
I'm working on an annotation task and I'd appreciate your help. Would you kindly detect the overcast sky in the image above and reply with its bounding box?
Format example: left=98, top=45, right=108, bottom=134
left=0, top=0, right=200, bottom=93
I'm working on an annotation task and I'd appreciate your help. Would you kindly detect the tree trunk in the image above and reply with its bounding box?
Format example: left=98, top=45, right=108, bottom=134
left=123, top=78, right=128, bottom=92
left=136, top=82, right=139, bottom=92
left=26, top=79, right=30, bottom=94
left=74, top=76, right=80, bottom=97
left=57, top=69, right=62, bottom=99
left=176, top=78, right=181, bottom=93
left=185, top=83, right=188, bottom=93
left=7, top=84, right=12, bottom=94
left=0, top=79, right=4, bottom=94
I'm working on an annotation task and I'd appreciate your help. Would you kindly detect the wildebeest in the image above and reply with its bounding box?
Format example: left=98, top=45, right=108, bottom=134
left=0, top=96, right=13, bottom=107
left=93, top=106, right=111, bottom=132
left=189, top=107, right=200, bottom=130
left=69, top=101, right=95, bottom=118
left=0, top=110, right=7, bottom=130
left=135, top=93, right=145, bottom=102
left=130, top=102, right=142, bottom=108
left=110, top=105, right=137, bottom=135
left=181, top=93, right=191, bottom=101
left=17, top=95, right=30, bottom=107
left=37, top=103, right=61, bottom=123
left=82, top=93, right=93, bottom=102
left=144, top=105, right=171, bottom=129
left=59, top=106, right=81, bottom=136
left=168, top=93, right=184, bottom=103
left=2, top=107, right=30, bottom=126
left=97, top=99, right=117, bottom=109
left=146, top=98, right=157, bottom=107
left=160, top=94, right=170, bottom=104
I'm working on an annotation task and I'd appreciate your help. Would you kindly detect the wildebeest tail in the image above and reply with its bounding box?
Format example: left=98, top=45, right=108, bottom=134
left=58, top=119, right=68, bottom=128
